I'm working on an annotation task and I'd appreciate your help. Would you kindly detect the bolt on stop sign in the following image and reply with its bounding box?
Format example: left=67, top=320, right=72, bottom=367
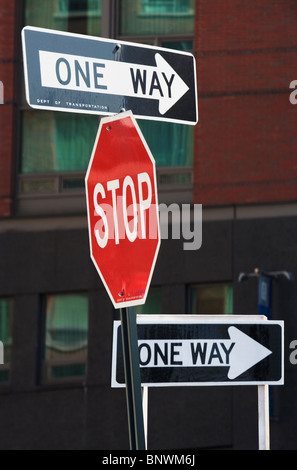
left=85, top=111, right=160, bottom=309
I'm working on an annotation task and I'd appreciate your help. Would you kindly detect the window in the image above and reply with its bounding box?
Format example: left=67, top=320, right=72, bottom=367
left=0, top=298, right=13, bottom=384
left=42, top=293, right=88, bottom=383
left=138, top=114, right=193, bottom=168
left=119, top=2, right=195, bottom=170
left=120, top=0, right=194, bottom=36
left=136, top=287, right=162, bottom=314
left=189, top=283, right=233, bottom=315
left=22, top=111, right=99, bottom=174
left=20, top=0, right=195, bottom=212
left=20, top=1, right=102, bottom=209
left=141, top=0, right=193, bottom=15
left=20, top=111, right=99, bottom=203
left=25, top=0, right=102, bottom=35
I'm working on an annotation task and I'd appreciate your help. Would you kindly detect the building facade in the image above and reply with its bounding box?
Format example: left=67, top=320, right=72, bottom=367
left=0, top=0, right=296, bottom=450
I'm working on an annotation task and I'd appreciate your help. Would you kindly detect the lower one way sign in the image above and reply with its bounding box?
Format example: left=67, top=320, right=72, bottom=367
left=112, top=315, right=284, bottom=387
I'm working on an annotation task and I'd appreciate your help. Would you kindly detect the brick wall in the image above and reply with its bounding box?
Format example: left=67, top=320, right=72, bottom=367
left=194, top=0, right=297, bottom=205
left=0, top=1, right=17, bottom=217
left=1, top=1, right=297, bottom=213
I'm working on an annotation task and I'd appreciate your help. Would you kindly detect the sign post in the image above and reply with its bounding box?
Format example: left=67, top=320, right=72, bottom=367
left=120, top=307, right=146, bottom=450
left=21, top=23, right=200, bottom=450
left=85, top=111, right=161, bottom=450
left=258, top=384, right=270, bottom=450
left=112, top=315, right=284, bottom=449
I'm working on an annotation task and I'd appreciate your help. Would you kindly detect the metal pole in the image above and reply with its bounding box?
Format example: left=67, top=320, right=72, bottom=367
left=120, top=307, right=146, bottom=450
left=258, top=384, right=270, bottom=450
left=142, top=386, right=149, bottom=449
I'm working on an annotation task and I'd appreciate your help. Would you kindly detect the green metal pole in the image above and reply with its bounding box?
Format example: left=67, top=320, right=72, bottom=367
left=120, top=307, right=146, bottom=450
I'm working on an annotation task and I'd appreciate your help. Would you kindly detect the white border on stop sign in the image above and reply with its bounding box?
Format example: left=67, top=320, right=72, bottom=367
left=85, top=110, right=161, bottom=309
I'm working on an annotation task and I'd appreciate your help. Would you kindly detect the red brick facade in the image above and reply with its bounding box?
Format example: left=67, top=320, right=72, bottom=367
left=194, top=0, right=297, bottom=205
left=0, top=1, right=17, bottom=217
left=0, top=1, right=297, bottom=215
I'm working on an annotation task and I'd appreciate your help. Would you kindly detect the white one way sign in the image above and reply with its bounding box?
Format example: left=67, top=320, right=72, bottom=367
left=39, top=51, right=189, bottom=116
left=112, top=315, right=284, bottom=387
left=22, top=27, right=198, bottom=125
left=136, top=326, right=272, bottom=380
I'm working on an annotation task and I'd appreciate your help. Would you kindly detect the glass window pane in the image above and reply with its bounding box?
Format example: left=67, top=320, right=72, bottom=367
left=25, top=0, right=102, bottom=36
left=21, top=111, right=99, bottom=173
left=189, top=284, right=233, bottom=315
left=0, top=298, right=13, bottom=384
left=139, top=120, right=193, bottom=166
left=62, top=177, right=85, bottom=190
left=120, top=0, right=195, bottom=36
left=161, top=40, right=193, bottom=52
left=138, top=38, right=194, bottom=167
left=136, top=287, right=162, bottom=314
left=44, top=293, right=88, bottom=381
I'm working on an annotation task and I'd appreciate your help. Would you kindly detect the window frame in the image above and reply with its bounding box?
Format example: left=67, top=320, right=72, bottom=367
left=188, top=283, right=234, bottom=316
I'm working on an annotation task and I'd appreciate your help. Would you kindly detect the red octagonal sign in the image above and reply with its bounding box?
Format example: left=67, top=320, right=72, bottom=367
left=85, top=111, right=160, bottom=309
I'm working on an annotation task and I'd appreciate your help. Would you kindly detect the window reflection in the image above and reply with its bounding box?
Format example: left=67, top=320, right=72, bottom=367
left=136, top=287, right=162, bottom=314
left=0, top=298, right=13, bottom=384
left=25, top=0, right=102, bottom=36
left=120, top=0, right=194, bottom=36
left=141, top=0, right=193, bottom=14
left=44, top=294, right=88, bottom=382
left=189, top=284, right=233, bottom=315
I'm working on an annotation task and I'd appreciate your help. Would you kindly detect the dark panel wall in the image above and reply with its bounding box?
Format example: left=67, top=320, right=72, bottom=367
left=0, top=215, right=295, bottom=449
left=233, top=215, right=297, bottom=450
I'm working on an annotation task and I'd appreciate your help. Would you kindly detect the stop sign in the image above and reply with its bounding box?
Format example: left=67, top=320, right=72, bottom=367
left=85, top=111, right=160, bottom=309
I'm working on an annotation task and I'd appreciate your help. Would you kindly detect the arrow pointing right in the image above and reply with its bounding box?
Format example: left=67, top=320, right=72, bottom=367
left=138, top=326, right=272, bottom=380
left=227, top=327, right=272, bottom=380
left=39, top=51, right=189, bottom=115
left=136, top=327, right=273, bottom=380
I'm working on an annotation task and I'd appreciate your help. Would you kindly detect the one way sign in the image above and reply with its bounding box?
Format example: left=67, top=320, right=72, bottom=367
left=112, top=315, right=284, bottom=387
left=22, top=26, right=198, bottom=125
